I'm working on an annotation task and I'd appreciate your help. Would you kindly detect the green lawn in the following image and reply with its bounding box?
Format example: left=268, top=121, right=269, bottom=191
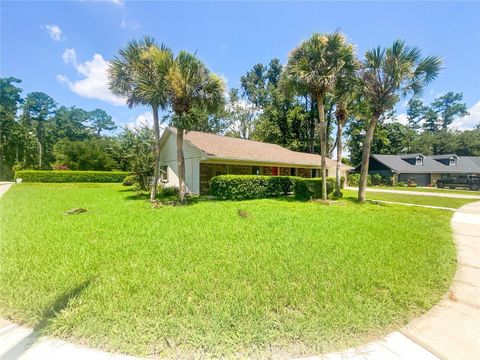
left=343, top=189, right=476, bottom=208
left=0, top=183, right=456, bottom=358
left=368, top=186, right=480, bottom=196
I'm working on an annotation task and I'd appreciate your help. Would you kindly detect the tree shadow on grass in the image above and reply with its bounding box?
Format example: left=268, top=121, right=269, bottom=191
left=0, top=279, right=93, bottom=360
left=124, top=192, right=150, bottom=201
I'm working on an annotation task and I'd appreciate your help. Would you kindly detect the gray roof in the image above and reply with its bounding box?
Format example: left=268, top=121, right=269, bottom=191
left=372, top=154, right=480, bottom=174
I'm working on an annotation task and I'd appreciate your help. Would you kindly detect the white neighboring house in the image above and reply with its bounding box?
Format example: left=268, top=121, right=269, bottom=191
left=159, top=127, right=353, bottom=195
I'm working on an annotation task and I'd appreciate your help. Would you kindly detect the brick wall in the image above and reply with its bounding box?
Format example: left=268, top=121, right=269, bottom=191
left=297, top=168, right=312, bottom=178
left=200, top=163, right=253, bottom=194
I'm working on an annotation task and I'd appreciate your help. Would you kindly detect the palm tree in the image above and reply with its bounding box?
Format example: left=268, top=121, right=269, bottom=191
left=357, top=40, right=442, bottom=202
left=165, top=51, right=225, bottom=203
left=283, top=32, right=355, bottom=200
left=108, top=36, right=173, bottom=201
left=332, top=73, right=358, bottom=197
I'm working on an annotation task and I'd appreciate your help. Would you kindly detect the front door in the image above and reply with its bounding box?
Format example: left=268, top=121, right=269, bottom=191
left=272, top=167, right=278, bottom=176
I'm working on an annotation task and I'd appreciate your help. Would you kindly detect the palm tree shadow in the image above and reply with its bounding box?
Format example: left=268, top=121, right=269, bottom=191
left=0, top=279, right=93, bottom=360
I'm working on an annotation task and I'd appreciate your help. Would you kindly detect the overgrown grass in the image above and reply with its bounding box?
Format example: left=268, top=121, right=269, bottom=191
left=0, top=183, right=456, bottom=358
left=368, top=186, right=480, bottom=196
left=342, top=189, right=475, bottom=208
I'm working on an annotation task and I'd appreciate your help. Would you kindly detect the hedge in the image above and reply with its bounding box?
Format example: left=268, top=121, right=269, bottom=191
left=15, top=170, right=130, bottom=183
left=294, top=178, right=335, bottom=200
left=210, top=175, right=343, bottom=200
left=210, top=175, right=299, bottom=200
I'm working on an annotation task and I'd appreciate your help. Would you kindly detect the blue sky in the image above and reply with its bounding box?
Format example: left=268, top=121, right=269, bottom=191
left=1, top=0, right=479, bottom=131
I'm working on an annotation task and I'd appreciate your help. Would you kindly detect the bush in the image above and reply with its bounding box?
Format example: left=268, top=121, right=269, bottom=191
left=396, top=182, right=406, bottom=187
left=347, top=173, right=373, bottom=187
left=122, top=175, right=138, bottom=186
left=159, top=185, right=180, bottom=198
left=370, top=173, right=383, bottom=186
left=327, top=176, right=345, bottom=189
left=294, top=178, right=334, bottom=200
left=348, top=173, right=360, bottom=186
left=210, top=175, right=298, bottom=200
left=15, top=170, right=130, bottom=183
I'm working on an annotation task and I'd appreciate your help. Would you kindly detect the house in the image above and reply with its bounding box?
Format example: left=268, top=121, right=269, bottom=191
left=362, top=153, right=480, bottom=186
left=159, top=127, right=353, bottom=194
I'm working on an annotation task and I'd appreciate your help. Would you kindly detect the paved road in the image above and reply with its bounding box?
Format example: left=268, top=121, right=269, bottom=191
left=0, top=182, right=13, bottom=198
left=346, top=186, right=480, bottom=199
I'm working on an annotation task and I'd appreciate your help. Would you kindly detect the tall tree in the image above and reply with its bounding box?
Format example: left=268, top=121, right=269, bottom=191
left=332, top=66, right=358, bottom=197
left=21, top=92, right=56, bottom=168
left=422, top=108, right=441, bottom=133
left=51, top=106, right=90, bottom=141
left=0, top=77, right=23, bottom=179
left=225, top=88, right=255, bottom=139
left=109, top=36, right=172, bottom=201
left=431, top=92, right=468, bottom=130
left=357, top=40, right=441, bottom=202
left=165, top=51, right=225, bottom=203
left=89, top=108, right=117, bottom=136
left=283, top=32, right=355, bottom=200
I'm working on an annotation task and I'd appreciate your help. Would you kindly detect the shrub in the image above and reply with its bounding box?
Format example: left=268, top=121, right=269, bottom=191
left=347, top=173, right=373, bottom=187
left=122, top=175, right=138, bottom=186
left=159, top=185, right=180, bottom=198
left=294, top=178, right=334, bottom=200
left=348, top=173, right=360, bottom=186
left=397, top=182, right=406, bottom=187
left=15, top=170, right=129, bottom=183
left=370, top=173, right=384, bottom=186
left=210, top=175, right=298, bottom=200
left=327, top=176, right=345, bottom=189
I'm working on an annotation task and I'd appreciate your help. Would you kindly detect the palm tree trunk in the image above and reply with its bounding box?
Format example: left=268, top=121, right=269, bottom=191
left=150, top=105, right=160, bottom=202
left=317, top=95, right=327, bottom=201
left=358, top=114, right=379, bottom=203
left=176, top=128, right=186, bottom=203
left=335, top=120, right=344, bottom=197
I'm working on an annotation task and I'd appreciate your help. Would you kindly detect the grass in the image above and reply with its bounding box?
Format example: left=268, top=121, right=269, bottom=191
left=342, top=189, right=476, bottom=209
left=0, top=183, right=457, bottom=358
left=368, top=186, right=480, bottom=196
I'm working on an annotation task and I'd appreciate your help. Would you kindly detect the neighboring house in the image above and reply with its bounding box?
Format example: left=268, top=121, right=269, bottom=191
left=159, top=127, right=353, bottom=194
left=361, top=153, right=480, bottom=186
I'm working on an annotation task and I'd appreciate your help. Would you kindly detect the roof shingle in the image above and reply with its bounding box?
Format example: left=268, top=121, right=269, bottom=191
left=168, top=128, right=352, bottom=169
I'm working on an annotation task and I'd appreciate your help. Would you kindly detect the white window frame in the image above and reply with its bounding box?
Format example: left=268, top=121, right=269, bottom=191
left=160, top=165, right=168, bottom=183
left=416, top=156, right=423, bottom=165
left=449, top=157, right=456, bottom=166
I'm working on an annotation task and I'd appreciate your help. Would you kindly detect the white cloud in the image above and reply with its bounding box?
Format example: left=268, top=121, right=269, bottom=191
left=44, top=24, right=65, bottom=41
left=62, top=48, right=77, bottom=65
left=57, top=49, right=125, bottom=106
left=106, top=0, right=124, bottom=5
left=125, top=111, right=161, bottom=130
left=452, top=101, right=480, bottom=130
left=120, top=18, right=141, bottom=30
left=395, top=113, right=409, bottom=126
left=80, top=0, right=124, bottom=6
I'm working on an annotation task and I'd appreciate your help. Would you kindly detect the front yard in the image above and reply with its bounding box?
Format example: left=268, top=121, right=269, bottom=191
left=0, top=183, right=457, bottom=358
left=342, top=189, right=475, bottom=208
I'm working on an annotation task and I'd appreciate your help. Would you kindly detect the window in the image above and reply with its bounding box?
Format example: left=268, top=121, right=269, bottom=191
left=160, top=165, right=168, bottom=182
left=416, top=156, right=423, bottom=165
left=252, top=166, right=260, bottom=175
left=449, top=157, right=456, bottom=166
left=290, top=168, right=297, bottom=176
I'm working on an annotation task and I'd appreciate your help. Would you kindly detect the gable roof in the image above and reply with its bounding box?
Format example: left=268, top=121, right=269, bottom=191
left=166, top=128, right=353, bottom=169
left=371, top=154, right=480, bottom=174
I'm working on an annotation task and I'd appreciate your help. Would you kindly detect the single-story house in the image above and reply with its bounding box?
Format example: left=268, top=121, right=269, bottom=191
left=159, top=127, right=353, bottom=194
left=360, top=153, right=480, bottom=186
